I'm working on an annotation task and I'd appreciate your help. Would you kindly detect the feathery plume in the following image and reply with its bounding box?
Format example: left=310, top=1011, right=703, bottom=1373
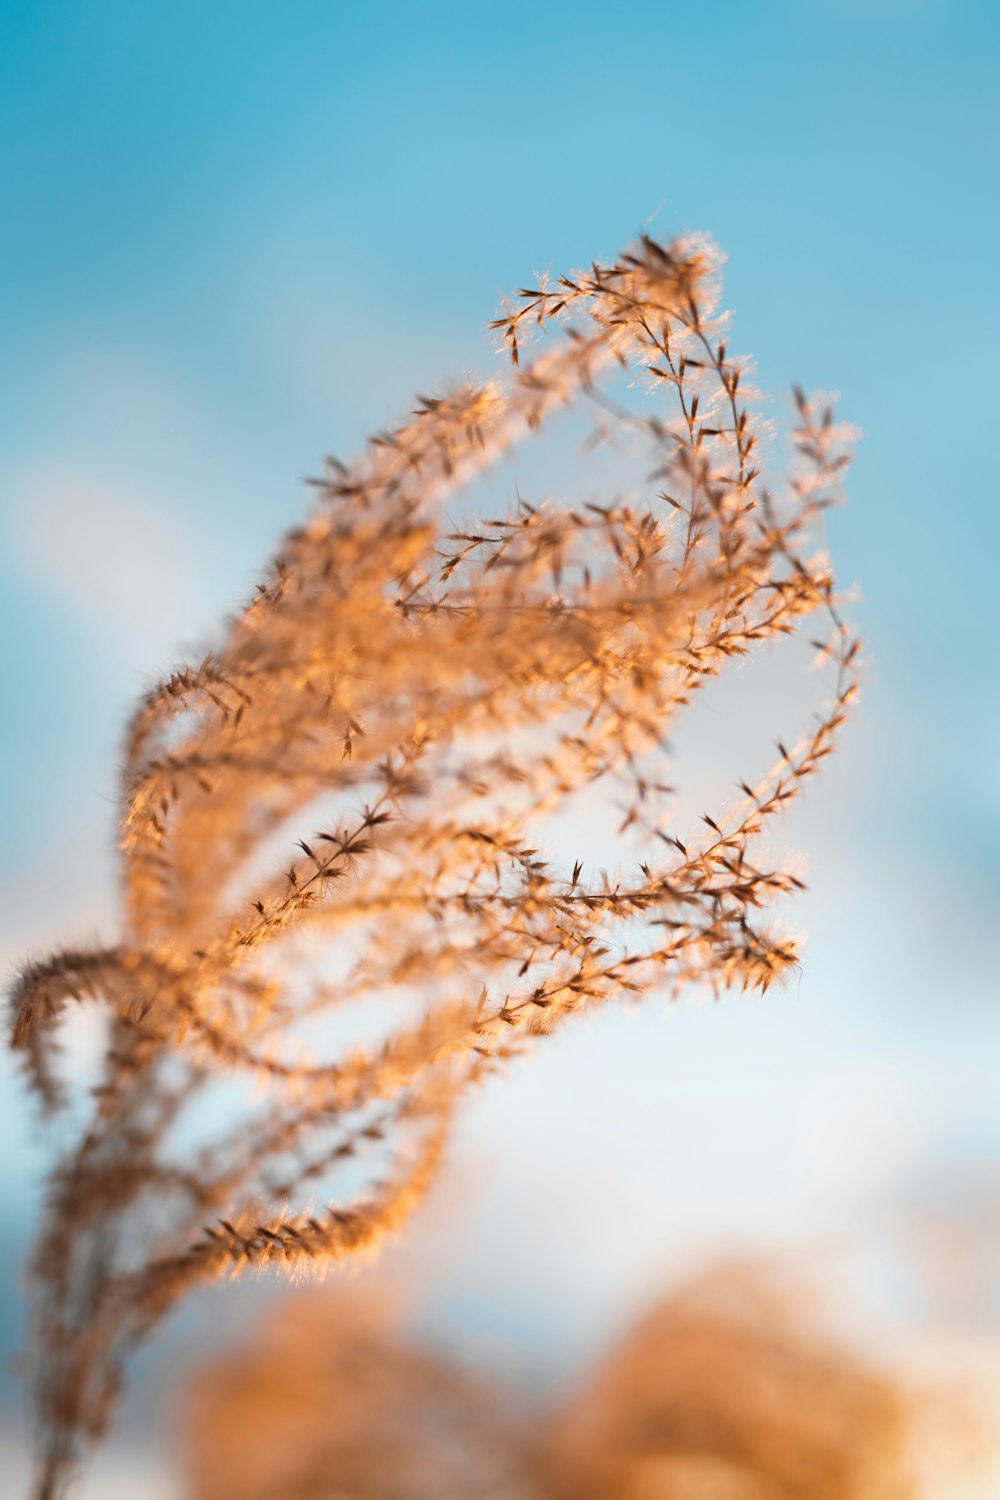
left=9, top=232, right=858, bottom=1498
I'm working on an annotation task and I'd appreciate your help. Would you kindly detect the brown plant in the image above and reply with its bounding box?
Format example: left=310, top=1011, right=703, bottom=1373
left=541, top=1266, right=910, bottom=1500
left=184, top=1289, right=534, bottom=1500
left=182, top=1268, right=912, bottom=1500
left=9, top=232, right=858, bottom=1498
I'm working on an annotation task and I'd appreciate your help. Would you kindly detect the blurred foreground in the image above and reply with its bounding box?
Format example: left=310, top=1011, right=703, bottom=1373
left=183, top=1264, right=997, bottom=1500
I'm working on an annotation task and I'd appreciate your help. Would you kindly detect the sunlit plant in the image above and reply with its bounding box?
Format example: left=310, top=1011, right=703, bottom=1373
left=10, top=232, right=858, bottom=1499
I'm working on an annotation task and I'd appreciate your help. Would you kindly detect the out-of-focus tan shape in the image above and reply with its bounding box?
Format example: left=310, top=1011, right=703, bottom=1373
left=184, top=1290, right=533, bottom=1500
left=542, top=1266, right=911, bottom=1500
left=184, top=1268, right=919, bottom=1500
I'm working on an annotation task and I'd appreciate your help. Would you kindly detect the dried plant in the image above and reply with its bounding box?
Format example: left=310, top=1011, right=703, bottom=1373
left=541, top=1266, right=910, bottom=1500
left=9, top=232, right=858, bottom=1498
left=184, top=1289, right=533, bottom=1500
left=182, top=1269, right=913, bottom=1500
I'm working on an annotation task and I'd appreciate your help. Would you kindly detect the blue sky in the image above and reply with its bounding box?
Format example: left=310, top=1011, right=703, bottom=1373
left=2, top=0, right=999, bottom=1489
left=2, top=0, right=998, bottom=867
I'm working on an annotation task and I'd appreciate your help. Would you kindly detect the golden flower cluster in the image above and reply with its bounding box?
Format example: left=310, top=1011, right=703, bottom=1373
left=10, top=233, right=857, bottom=1498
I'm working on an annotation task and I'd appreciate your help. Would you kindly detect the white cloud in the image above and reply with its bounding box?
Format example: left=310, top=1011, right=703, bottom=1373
left=795, top=1060, right=922, bottom=1203
left=7, top=466, right=202, bottom=646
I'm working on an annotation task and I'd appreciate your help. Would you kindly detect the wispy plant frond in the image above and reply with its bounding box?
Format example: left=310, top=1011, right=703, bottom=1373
left=9, top=233, right=858, bottom=1499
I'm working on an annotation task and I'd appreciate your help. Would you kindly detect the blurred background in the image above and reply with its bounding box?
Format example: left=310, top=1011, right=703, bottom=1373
left=1, top=1, right=998, bottom=1493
